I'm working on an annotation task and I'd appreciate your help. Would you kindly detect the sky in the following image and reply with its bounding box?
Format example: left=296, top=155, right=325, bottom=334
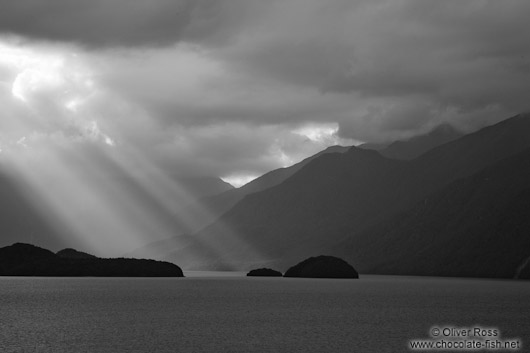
left=1, top=0, right=530, bottom=186
left=1, top=0, right=530, bottom=255
left=0, top=0, right=530, bottom=185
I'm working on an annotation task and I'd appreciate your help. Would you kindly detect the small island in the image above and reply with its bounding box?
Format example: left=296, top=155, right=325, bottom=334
left=0, top=243, right=184, bottom=277
left=246, top=268, right=282, bottom=277
left=284, top=255, right=358, bottom=279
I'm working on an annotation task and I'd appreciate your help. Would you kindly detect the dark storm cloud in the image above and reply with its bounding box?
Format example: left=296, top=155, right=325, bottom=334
left=227, top=1, right=530, bottom=110
left=0, top=0, right=273, bottom=48
left=0, top=0, right=197, bottom=47
left=68, top=0, right=529, bottom=141
left=184, top=0, right=530, bottom=140
left=2, top=0, right=530, bottom=180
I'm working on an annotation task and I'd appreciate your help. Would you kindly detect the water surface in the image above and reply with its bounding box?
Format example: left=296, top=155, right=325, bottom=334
left=1, top=275, right=528, bottom=352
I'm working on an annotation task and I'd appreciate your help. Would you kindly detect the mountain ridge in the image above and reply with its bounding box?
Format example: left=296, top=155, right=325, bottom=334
left=161, top=113, right=530, bottom=277
left=337, top=146, right=530, bottom=278
left=127, top=145, right=351, bottom=259
left=378, top=123, right=463, bottom=160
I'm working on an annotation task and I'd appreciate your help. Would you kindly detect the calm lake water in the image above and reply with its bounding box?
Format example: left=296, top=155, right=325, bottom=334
left=1, top=274, right=529, bottom=353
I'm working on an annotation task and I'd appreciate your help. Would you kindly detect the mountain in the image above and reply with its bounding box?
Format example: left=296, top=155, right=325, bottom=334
left=128, top=145, right=350, bottom=259
left=365, top=123, right=463, bottom=160
left=164, top=147, right=406, bottom=269
left=161, top=113, right=530, bottom=275
left=337, top=147, right=530, bottom=278
left=0, top=243, right=184, bottom=277
left=200, top=145, right=351, bottom=217
left=3, top=141, right=343, bottom=259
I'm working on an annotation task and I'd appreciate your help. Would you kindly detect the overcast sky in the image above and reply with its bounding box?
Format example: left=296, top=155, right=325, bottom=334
left=1, top=0, right=530, bottom=186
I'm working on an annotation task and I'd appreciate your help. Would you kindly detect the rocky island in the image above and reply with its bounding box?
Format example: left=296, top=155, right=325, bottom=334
left=284, top=255, right=358, bottom=279
left=0, top=243, right=184, bottom=277
left=246, top=268, right=282, bottom=277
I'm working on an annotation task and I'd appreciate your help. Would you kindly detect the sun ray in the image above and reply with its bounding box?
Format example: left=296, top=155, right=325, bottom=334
left=0, top=37, right=267, bottom=267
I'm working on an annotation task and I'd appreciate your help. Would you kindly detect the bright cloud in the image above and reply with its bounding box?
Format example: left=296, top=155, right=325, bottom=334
left=0, top=39, right=115, bottom=152
left=221, top=174, right=259, bottom=188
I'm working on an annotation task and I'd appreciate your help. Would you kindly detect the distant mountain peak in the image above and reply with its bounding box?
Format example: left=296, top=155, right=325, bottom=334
left=375, top=123, right=464, bottom=160
left=428, top=122, right=460, bottom=136
left=322, top=145, right=350, bottom=153
left=130, top=112, right=530, bottom=277
left=346, top=145, right=385, bottom=157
